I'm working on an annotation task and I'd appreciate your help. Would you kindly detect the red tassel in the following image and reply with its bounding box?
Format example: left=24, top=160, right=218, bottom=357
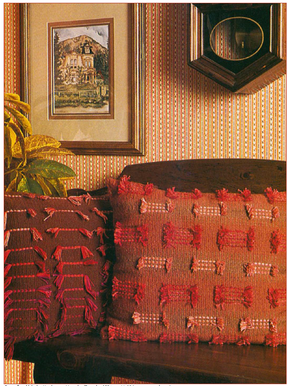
left=79, top=228, right=94, bottom=238
left=36, top=272, right=50, bottom=283
left=265, top=187, right=279, bottom=204
left=117, top=175, right=131, bottom=194
left=35, top=261, right=46, bottom=273
left=55, top=300, right=67, bottom=330
left=191, top=225, right=202, bottom=250
left=38, top=285, right=52, bottom=299
left=4, top=290, right=13, bottom=301
left=4, top=250, right=11, bottom=262
left=55, top=262, right=64, bottom=274
left=97, top=244, right=108, bottom=256
left=188, top=334, right=199, bottom=344
left=216, top=188, right=229, bottom=201
left=92, top=207, right=108, bottom=223
left=95, top=227, right=107, bottom=244
left=75, top=210, right=90, bottom=221
left=52, top=246, right=63, bottom=260
left=238, top=188, right=252, bottom=202
left=5, top=277, right=12, bottom=290
left=23, top=192, right=36, bottom=199
left=4, top=295, right=13, bottom=309
left=166, top=187, right=180, bottom=199
left=33, top=246, right=47, bottom=260
left=46, top=228, right=60, bottom=238
left=4, top=264, right=12, bottom=277
left=84, top=275, right=97, bottom=299
left=243, top=286, right=253, bottom=308
left=43, top=207, right=56, bottom=221
left=54, top=274, right=64, bottom=289
left=191, top=188, right=202, bottom=199
left=247, top=228, right=255, bottom=251
left=30, top=227, right=43, bottom=241
left=67, top=196, right=83, bottom=206
left=83, top=259, right=98, bottom=266
left=81, top=246, right=93, bottom=259
left=27, top=208, right=37, bottom=217
left=34, top=330, right=45, bottom=342
left=4, top=230, right=10, bottom=248
left=4, top=337, right=16, bottom=360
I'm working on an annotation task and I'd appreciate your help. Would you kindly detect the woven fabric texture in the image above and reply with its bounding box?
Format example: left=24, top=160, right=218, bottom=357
left=4, top=192, right=113, bottom=359
left=105, top=176, right=286, bottom=347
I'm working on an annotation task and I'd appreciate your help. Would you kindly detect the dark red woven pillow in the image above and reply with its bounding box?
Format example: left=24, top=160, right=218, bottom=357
left=104, top=176, right=286, bottom=347
left=4, top=191, right=113, bottom=359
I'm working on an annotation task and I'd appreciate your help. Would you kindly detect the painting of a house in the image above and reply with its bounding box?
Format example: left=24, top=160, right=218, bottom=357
left=49, top=19, right=113, bottom=118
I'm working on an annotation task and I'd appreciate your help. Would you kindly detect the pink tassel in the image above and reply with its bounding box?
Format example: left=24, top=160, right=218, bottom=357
left=5, top=277, right=12, bottom=290
left=33, top=246, right=47, bottom=260
left=43, top=207, right=56, bottom=221
left=84, top=275, right=97, bottom=299
left=67, top=196, right=82, bottom=206
left=4, top=290, right=13, bottom=301
left=117, top=175, right=131, bottom=194
left=83, top=192, right=92, bottom=204
left=272, top=207, right=280, bottom=221
left=81, top=246, right=93, bottom=259
left=192, top=204, right=200, bottom=218
left=85, top=305, right=97, bottom=328
left=23, top=192, right=36, bottom=199
left=4, top=296, right=13, bottom=309
left=4, top=264, right=12, bottom=277
left=31, top=227, right=43, bottom=241
left=54, top=274, right=64, bottom=289
left=52, top=246, right=63, bottom=260
left=4, top=250, right=11, bottom=262
left=76, top=210, right=90, bottom=221
left=27, top=208, right=37, bottom=217
left=46, top=228, right=60, bottom=238
left=4, top=337, right=16, bottom=360
left=4, top=211, right=7, bottom=230
left=92, top=207, right=108, bottom=223
left=86, top=296, right=98, bottom=311
left=56, top=289, right=65, bottom=302
left=79, top=228, right=94, bottom=238
left=4, top=230, right=10, bottom=248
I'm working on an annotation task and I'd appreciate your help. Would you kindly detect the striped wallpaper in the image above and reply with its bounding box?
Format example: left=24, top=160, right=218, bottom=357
left=4, top=3, right=286, bottom=384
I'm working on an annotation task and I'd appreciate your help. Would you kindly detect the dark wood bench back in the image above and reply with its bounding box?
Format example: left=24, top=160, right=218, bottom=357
left=120, top=159, right=286, bottom=193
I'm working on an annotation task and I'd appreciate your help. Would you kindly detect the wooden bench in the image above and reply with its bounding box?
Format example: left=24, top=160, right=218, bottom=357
left=12, top=159, right=286, bottom=384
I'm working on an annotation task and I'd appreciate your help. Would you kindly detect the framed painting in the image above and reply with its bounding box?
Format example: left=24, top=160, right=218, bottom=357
left=20, top=3, right=145, bottom=155
left=48, top=18, right=114, bottom=120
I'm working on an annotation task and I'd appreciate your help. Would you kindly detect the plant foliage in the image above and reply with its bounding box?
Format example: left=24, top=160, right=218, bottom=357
left=4, top=93, right=76, bottom=196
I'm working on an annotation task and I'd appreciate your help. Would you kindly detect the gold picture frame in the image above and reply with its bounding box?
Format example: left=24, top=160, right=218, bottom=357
left=21, top=3, right=145, bottom=155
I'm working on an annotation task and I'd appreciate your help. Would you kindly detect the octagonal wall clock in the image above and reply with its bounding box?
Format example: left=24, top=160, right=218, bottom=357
left=188, top=3, right=286, bottom=93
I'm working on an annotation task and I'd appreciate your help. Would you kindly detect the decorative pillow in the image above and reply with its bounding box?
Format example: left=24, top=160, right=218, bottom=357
left=104, top=176, right=286, bottom=347
left=4, top=191, right=113, bottom=359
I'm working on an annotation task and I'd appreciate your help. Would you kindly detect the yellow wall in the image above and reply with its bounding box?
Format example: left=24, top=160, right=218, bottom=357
left=4, top=3, right=286, bottom=384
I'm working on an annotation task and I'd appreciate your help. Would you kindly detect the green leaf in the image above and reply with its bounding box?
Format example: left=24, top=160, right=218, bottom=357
left=27, top=146, right=75, bottom=159
left=5, top=105, right=32, bottom=135
left=46, top=178, right=68, bottom=197
left=4, top=126, right=14, bottom=166
left=17, top=174, right=44, bottom=195
left=25, top=159, right=76, bottom=179
left=32, top=175, right=53, bottom=196
left=7, top=121, right=26, bottom=163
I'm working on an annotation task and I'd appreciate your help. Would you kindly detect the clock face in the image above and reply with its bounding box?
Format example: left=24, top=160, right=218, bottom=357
left=210, top=17, right=264, bottom=61
left=201, top=5, right=271, bottom=73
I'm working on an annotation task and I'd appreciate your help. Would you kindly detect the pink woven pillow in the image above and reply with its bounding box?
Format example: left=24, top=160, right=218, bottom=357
left=4, top=191, right=113, bottom=359
left=104, top=176, right=286, bottom=347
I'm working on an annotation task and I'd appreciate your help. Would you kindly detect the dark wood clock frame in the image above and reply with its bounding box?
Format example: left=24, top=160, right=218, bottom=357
left=188, top=3, right=286, bottom=94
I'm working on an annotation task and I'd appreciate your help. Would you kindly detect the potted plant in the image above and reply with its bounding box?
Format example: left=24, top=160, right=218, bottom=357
left=4, top=93, right=76, bottom=196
